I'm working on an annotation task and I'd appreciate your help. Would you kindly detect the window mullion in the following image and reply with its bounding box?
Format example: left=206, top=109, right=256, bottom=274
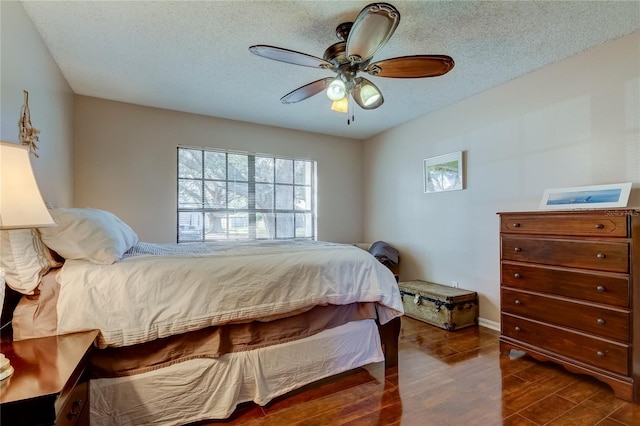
left=200, top=150, right=205, bottom=242
left=225, top=153, right=230, bottom=239
left=248, top=155, right=256, bottom=239
left=273, top=163, right=277, bottom=239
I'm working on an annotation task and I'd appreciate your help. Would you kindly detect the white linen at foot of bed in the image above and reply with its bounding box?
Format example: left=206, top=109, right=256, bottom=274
left=90, top=319, right=383, bottom=426
left=57, top=240, right=403, bottom=348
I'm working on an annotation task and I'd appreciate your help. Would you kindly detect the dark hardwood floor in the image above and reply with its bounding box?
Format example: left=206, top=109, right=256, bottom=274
left=202, top=317, right=640, bottom=425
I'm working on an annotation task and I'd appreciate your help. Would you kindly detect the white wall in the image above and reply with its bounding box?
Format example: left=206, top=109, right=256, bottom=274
left=74, top=96, right=364, bottom=243
left=363, top=32, right=640, bottom=326
left=0, top=1, right=74, bottom=207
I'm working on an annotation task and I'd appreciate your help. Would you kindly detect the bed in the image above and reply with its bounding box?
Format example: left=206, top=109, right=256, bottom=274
left=0, top=207, right=403, bottom=425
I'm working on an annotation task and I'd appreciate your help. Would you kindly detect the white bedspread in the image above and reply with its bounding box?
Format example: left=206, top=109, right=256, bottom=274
left=56, top=240, right=403, bottom=348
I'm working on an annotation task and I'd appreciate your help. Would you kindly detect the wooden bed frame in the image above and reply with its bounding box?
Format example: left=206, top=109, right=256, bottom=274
left=378, top=315, right=401, bottom=367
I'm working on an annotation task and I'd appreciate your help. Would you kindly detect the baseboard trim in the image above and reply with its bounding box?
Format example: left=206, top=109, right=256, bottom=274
left=478, top=317, right=500, bottom=331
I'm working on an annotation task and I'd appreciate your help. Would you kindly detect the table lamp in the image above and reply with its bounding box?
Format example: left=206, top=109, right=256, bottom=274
left=0, top=141, right=55, bottom=381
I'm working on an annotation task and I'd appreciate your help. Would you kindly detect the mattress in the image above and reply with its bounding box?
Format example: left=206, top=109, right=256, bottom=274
left=90, top=319, right=383, bottom=425
left=55, top=240, right=403, bottom=348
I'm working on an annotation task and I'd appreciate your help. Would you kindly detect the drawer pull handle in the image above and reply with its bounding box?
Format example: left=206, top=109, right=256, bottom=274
left=514, top=247, right=522, bottom=252
left=514, top=299, right=521, bottom=305
left=514, top=273, right=521, bottom=279
left=595, top=223, right=604, bottom=229
left=514, top=326, right=521, bottom=331
left=597, top=318, right=606, bottom=325
left=67, top=399, right=82, bottom=420
left=596, top=351, right=605, bottom=357
left=513, top=223, right=521, bottom=228
left=596, top=285, right=605, bottom=292
left=596, top=252, right=606, bottom=259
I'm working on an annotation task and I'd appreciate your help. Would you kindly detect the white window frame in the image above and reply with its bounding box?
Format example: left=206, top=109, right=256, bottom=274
left=177, top=146, right=317, bottom=242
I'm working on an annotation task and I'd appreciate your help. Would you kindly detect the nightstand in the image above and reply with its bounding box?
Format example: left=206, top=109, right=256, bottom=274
left=0, top=330, right=98, bottom=425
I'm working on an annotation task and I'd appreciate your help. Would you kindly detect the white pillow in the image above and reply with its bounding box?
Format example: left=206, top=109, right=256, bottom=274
left=1, top=229, right=62, bottom=294
left=39, top=208, right=138, bottom=265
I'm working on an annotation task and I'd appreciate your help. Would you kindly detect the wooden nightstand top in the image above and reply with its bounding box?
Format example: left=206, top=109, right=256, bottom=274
left=0, top=330, right=98, bottom=405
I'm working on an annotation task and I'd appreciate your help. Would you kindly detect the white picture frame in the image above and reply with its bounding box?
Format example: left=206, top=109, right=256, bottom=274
left=539, top=182, right=632, bottom=210
left=423, top=151, right=464, bottom=193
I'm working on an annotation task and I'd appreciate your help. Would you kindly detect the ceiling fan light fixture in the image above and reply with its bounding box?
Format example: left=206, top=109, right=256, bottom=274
left=326, top=79, right=346, bottom=101
left=352, top=77, right=384, bottom=110
left=359, top=84, right=381, bottom=106
left=331, top=97, right=349, bottom=113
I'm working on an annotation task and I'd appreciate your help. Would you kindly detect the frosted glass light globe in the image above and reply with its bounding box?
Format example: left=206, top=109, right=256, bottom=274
left=326, top=79, right=346, bottom=101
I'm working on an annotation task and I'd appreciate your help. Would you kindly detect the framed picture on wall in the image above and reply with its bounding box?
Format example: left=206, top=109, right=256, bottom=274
left=539, top=182, right=632, bottom=210
left=423, top=151, right=464, bottom=193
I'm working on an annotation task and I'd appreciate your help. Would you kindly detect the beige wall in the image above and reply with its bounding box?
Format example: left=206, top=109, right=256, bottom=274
left=6, top=0, right=639, bottom=328
left=74, top=97, right=364, bottom=243
left=363, top=32, right=640, bottom=328
left=0, top=1, right=74, bottom=207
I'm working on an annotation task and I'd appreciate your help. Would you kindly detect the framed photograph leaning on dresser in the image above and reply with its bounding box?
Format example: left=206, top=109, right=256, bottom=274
left=539, top=182, right=632, bottom=210
left=423, top=151, right=464, bottom=193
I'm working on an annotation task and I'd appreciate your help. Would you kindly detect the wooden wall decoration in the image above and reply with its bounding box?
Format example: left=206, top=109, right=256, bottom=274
left=19, top=90, right=40, bottom=158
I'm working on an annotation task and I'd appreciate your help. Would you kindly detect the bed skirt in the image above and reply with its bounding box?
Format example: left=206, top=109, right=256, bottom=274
left=90, top=319, right=384, bottom=426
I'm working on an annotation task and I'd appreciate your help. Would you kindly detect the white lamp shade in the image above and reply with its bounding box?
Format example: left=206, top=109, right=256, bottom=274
left=326, top=79, right=346, bottom=101
left=352, top=77, right=384, bottom=110
left=0, top=142, right=54, bottom=229
left=359, top=85, right=381, bottom=107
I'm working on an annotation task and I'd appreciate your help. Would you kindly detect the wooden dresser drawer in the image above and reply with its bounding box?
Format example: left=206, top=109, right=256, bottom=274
left=56, top=379, right=89, bottom=426
left=501, top=262, right=630, bottom=308
left=501, top=214, right=628, bottom=237
left=501, top=236, right=629, bottom=273
left=501, top=288, right=630, bottom=342
left=499, top=209, right=639, bottom=401
left=502, top=314, right=629, bottom=375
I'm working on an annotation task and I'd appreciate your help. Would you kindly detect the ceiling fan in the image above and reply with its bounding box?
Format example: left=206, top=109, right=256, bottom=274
left=249, top=2, right=454, bottom=116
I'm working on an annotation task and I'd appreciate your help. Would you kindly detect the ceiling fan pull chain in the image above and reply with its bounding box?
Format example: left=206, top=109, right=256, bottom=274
left=351, top=99, right=355, bottom=124
left=347, top=98, right=354, bottom=125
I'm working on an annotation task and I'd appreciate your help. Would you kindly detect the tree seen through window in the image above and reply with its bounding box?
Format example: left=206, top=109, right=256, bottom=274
left=177, top=147, right=315, bottom=241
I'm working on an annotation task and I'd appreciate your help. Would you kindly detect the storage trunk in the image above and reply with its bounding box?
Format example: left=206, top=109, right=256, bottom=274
left=399, top=280, right=478, bottom=330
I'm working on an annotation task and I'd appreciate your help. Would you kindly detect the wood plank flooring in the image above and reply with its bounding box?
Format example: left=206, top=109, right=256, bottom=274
left=200, top=317, right=640, bottom=425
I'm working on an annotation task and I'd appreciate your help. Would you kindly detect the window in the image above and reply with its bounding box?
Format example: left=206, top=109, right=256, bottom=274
left=177, top=147, right=316, bottom=242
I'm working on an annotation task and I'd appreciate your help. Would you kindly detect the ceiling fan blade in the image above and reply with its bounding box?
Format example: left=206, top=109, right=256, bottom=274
left=365, top=55, right=455, bottom=78
left=249, top=45, right=334, bottom=70
left=351, top=77, right=384, bottom=110
left=346, top=3, right=400, bottom=64
left=280, top=77, right=335, bottom=104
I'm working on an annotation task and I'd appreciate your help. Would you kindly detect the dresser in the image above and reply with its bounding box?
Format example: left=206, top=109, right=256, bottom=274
left=498, top=209, right=640, bottom=402
left=0, top=330, right=98, bottom=425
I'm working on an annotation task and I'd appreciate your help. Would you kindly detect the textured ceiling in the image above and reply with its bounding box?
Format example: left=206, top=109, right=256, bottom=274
left=21, top=0, right=640, bottom=140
